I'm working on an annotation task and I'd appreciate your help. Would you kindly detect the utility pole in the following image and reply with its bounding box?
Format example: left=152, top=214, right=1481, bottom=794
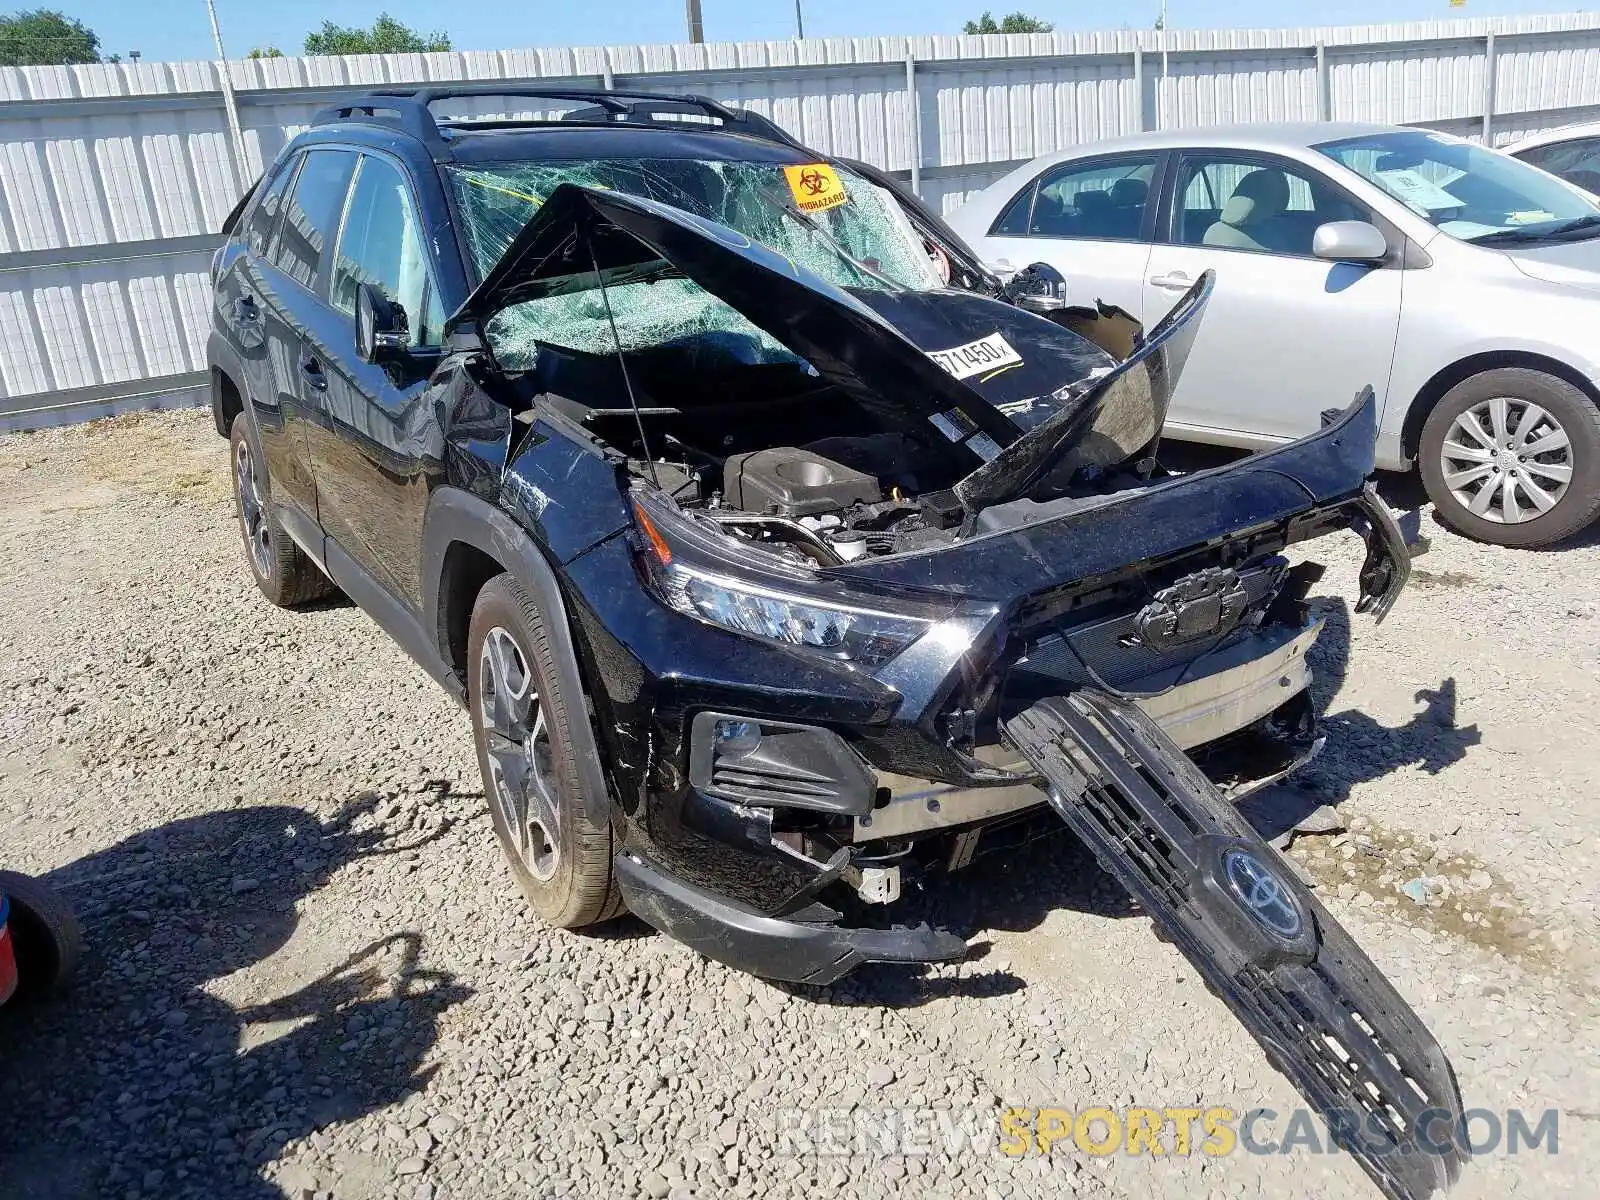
left=686, top=0, right=704, bottom=43
left=203, top=0, right=249, bottom=177
left=795, top=0, right=805, bottom=39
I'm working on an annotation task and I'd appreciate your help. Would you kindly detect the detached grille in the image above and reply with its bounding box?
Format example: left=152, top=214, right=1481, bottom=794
left=1005, top=694, right=1465, bottom=1200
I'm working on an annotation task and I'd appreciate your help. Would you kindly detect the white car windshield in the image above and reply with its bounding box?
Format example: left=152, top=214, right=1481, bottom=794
left=1317, top=130, right=1600, bottom=244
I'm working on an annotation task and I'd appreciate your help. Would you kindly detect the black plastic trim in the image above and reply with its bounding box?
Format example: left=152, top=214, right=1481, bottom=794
left=206, top=330, right=251, bottom=437
left=687, top=711, right=876, bottom=816
left=421, top=486, right=612, bottom=827
left=324, top=540, right=463, bottom=703
left=615, top=851, right=967, bottom=984
left=275, top=502, right=329, bottom=577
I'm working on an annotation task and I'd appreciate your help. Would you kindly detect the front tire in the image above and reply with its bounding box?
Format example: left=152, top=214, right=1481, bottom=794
left=1419, top=368, right=1600, bottom=547
left=467, top=574, right=620, bottom=929
left=228, top=418, right=334, bottom=606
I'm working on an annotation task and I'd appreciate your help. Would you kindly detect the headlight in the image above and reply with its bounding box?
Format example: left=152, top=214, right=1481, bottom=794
left=632, top=491, right=938, bottom=668
left=667, top=565, right=930, bottom=665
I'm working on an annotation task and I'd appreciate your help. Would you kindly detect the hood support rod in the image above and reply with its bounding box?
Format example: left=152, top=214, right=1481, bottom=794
left=584, top=221, right=659, bottom=487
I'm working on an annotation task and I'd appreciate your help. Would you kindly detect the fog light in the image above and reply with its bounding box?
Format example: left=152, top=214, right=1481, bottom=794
left=691, top=711, right=875, bottom=816
left=713, top=720, right=763, bottom=755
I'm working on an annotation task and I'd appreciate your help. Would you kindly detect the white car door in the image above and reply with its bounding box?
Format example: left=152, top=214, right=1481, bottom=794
left=1143, top=152, right=1404, bottom=445
left=974, top=152, right=1162, bottom=323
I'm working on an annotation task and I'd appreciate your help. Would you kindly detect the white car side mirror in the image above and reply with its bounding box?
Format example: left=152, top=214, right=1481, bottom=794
left=1313, top=220, right=1389, bottom=263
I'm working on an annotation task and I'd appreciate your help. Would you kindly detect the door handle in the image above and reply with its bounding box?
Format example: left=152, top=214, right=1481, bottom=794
left=1148, top=271, right=1194, bottom=290
left=298, top=350, right=328, bottom=391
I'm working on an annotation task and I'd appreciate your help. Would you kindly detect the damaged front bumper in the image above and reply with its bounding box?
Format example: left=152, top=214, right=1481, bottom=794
left=571, top=391, right=1411, bottom=980
left=615, top=851, right=968, bottom=986
left=862, top=613, right=1323, bottom=841
left=615, top=616, right=1327, bottom=987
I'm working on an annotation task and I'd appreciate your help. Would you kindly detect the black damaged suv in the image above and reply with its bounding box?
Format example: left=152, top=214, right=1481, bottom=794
left=211, top=88, right=1463, bottom=1198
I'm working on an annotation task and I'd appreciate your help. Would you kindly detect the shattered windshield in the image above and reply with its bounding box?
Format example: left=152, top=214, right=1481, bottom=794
left=446, top=158, right=943, bottom=365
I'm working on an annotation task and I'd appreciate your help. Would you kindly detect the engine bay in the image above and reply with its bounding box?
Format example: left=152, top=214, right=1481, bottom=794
left=526, top=381, right=1167, bottom=566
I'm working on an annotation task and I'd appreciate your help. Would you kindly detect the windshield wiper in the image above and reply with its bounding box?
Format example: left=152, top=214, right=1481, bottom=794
left=1469, top=214, right=1600, bottom=245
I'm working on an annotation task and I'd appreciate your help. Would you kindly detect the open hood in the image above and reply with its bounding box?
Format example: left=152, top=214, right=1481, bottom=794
left=449, top=183, right=1209, bottom=512
left=952, top=271, right=1212, bottom=515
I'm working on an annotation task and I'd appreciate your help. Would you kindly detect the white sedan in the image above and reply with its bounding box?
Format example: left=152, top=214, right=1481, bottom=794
left=948, top=122, right=1600, bottom=547
left=1504, top=121, right=1600, bottom=194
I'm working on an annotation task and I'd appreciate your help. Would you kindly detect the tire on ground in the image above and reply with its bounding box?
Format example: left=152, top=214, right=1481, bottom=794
left=467, top=573, right=622, bottom=929
left=0, top=870, right=81, bottom=998
left=227, top=417, right=335, bottom=607
left=1418, top=367, right=1600, bottom=548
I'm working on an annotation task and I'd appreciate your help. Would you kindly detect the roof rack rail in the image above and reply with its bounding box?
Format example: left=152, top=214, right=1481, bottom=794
left=309, top=86, right=805, bottom=155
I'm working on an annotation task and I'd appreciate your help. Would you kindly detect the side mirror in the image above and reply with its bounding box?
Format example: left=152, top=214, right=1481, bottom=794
left=354, top=282, right=411, bottom=364
left=1313, top=220, right=1389, bottom=264
left=1001, top=261, right=1070, bottom=314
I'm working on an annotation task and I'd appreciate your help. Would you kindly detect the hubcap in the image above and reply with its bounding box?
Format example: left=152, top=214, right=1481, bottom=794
left=1439, top=396, right=1573, bottom=525
left=233, top=440, right=272, bottom=576
left=479, top=627, right=561, bottom=881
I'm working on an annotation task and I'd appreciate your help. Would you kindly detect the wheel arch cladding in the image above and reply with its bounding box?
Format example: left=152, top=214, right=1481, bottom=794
left=1402, top=350, right=1600, bottom=460
left=207, top=331, right=250, bottom=437
left=437, top=540, right=505, bottom=685
left=212, top=367, right=244, bottom=437
left=422, top=486, right=614, bottom=827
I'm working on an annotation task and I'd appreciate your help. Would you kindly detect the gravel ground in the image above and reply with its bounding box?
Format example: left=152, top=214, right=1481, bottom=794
left=0, top=410, right=1595, bottom=1200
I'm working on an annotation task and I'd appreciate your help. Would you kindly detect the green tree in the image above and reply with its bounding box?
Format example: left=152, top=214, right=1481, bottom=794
left=963, top=11, right=1054, bottom=34
left=0, top=8, right=102, bottom=66
left=304, top=13, right=451, bottom=56
left=248, top=46, right=284, bottom=59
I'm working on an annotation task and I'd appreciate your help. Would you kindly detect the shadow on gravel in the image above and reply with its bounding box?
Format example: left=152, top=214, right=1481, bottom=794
left=0, top=794, right=471, bottom=1200
left=1238, top=598, right=1482, bottom=842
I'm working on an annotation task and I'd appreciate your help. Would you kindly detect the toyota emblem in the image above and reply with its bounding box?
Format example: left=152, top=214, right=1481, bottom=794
left=1223, top=848, right=1304, bottom=940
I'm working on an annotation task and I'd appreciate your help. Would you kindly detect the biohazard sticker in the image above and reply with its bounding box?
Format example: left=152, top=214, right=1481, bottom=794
left=783, top=163, right=849, bottom=213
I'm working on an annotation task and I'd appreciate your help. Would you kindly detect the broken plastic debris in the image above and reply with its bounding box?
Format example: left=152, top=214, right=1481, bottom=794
left=1400, top=877, right=1430, bottom=904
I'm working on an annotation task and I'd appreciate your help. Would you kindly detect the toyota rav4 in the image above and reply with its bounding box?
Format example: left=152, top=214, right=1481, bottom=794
left=208, top=87, right=1462, bottom=1198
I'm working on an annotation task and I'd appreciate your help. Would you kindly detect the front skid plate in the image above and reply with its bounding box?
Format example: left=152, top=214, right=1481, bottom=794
left=1004, top=693, right=1465, bottom=1200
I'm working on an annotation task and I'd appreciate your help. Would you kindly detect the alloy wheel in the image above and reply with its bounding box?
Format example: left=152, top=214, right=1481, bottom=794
left=233, top=439, right=273, bottom=576
left=1438, top=396, right=1574, bottom=525
left=479, top=626, right=561, bottom=881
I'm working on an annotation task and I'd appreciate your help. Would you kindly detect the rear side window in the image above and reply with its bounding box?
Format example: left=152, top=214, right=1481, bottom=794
left=245, top=155, right=299, bottom=258
left=331, top=155, right=441, bottom=347
left=1001, top=155, right=1159, bottom=241
left=269, top=149, right=358, bottom=291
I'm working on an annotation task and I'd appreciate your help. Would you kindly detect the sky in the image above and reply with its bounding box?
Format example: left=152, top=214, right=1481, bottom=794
left=56, top=0, right=1589, bottom=64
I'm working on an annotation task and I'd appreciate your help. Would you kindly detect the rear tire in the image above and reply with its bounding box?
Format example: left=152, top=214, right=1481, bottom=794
left=228, top=418, right=334, bottom=607
left=0, top=871, right=80, bottom=998
left=467, top=574, right=621, bottom=929
left=1418, top=368, right=1600, bottom=547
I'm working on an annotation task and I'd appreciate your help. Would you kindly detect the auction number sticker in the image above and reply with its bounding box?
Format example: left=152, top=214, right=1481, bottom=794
left=783, top=163, right=850, bottom=213
left=927, top=332, right=1024, bottom=381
